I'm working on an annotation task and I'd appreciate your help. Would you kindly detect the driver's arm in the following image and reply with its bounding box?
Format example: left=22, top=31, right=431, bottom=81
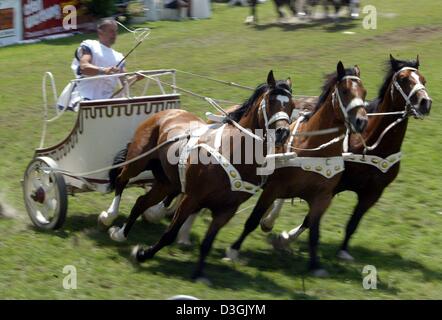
left=79, top=53, right=120, bottom=76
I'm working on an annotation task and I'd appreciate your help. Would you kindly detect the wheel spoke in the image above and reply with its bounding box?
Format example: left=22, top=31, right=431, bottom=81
left=44, top=197, right=57, bottom=212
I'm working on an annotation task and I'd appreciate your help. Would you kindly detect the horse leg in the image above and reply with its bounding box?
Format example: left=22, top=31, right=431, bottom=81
left=337, top=191, right=383, bottom=261
left=273, top=0, right=285, bottom=18
left=306, top=195, right=333, bottom=277
left=133, top=195, right=200, bottom=262
left=177, top=213, right=197, bottom=245
left=192, top=208, right=237, bottom=282
left=108, top=182, right=171, bottom=242
left=143, top=192, right=181, bottom=223
left=227, top=190, right=276, bottom=261
left=245, top=0, right=257, bottom=24
left=288, top=0, right=298, bottom=16
left=271, top=213, right=309, bottom=250
left=98, top=176, right=128, bottom=228
left=260, top=198, right=285, bottom=232
left=109, top=160, right=175, bottom=241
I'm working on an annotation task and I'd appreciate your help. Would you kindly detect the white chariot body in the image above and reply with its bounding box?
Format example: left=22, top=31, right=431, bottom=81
left=22, top=70, right=181, bottom=230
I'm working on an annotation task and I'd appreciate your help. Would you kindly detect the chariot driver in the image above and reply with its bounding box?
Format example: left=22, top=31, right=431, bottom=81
left=58, top=19, right=138, bottom=110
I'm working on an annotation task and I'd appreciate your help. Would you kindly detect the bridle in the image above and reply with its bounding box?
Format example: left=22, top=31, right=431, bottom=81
left=332, top=75, right=365, bottom=132
left=259, top=87, right=293, bottom=131
left=390, top=67, right=431, bottom=119
left=347, top=67, right=431, bottom=154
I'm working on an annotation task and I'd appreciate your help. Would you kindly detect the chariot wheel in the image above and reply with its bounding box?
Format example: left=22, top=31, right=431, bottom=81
left=23, top=157, right=68, bottom=230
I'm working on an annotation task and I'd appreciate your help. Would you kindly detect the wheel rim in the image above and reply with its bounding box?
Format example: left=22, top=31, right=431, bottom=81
left=24, top=160, right=60, bottom=226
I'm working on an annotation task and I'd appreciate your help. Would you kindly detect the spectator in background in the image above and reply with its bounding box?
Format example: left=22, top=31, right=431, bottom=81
left=164, top=0, right=192, bottom=18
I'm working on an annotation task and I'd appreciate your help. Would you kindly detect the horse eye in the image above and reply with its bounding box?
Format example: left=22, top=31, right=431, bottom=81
left=342, top=89, right=349, bottom=95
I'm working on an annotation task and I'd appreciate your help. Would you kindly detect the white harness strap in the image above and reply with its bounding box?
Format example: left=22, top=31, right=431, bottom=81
left=286, top=115, right=305, bottom=153
left=274, top=155, right=344, bottom=178
left=178, top=125, right=212, bottom=192
left=343, top=151, right=402, bottom=173
left=178, top=124, right=260, bottom=194
left=194, top=144, right=261, bottom=194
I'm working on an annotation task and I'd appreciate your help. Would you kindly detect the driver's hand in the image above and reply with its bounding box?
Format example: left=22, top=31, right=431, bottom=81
left=105, top=66, right=121, bottom=75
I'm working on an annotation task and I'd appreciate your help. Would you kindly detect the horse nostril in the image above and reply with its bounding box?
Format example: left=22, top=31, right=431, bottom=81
left=275, top=127, right=290, bottom=144
left=355, top=117, right=368, bottom=133
left=420, top=98, right=432, bottom=114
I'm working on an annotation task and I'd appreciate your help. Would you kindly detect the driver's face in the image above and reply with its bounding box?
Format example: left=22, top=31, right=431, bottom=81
left=98, top=24, right=118, bottom=47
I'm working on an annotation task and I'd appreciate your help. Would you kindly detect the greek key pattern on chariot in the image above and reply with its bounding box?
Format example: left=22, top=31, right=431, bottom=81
left=35, top=97, right=180, bottom=161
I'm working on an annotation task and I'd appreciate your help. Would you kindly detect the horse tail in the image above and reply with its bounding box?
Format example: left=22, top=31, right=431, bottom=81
left=109, top=144, right=130, bottom=191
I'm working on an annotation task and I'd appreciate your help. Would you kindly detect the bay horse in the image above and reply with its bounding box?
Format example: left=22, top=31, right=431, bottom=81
left=99, top=70, right=296, bottom=281
left=265, top=55, right=432, bottom=261
left=226, top=61, right=368, bottom=276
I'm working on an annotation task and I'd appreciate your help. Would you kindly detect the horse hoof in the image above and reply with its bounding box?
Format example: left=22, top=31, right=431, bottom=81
left=337, top=250, right=355, bottom=261
left=109, top=226, right=127, bottom=242
left=177, top=239, right=193, bottom=247
left=311, top=268, right=330, bottom=278
left=193, top=276, right=212, bottom=286
left=97, top=211, right=113, bottom=230
left=260, top=220, right=274, bottom=233
left=270, top=233, right=291, bottom=252
left=244, top=16, right=255, bottom=25
left=130, top=245, right=141, bottom=264
left=222, top=247, right=240, bottom=262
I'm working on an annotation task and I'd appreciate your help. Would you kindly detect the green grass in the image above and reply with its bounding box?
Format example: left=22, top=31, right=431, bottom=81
left=1, top=1, right=442, bottom=299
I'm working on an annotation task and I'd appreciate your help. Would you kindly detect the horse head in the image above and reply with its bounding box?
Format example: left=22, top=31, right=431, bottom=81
left=332, top=61, right=368, bottom=133
left=389, top=54, right=432, bottom=118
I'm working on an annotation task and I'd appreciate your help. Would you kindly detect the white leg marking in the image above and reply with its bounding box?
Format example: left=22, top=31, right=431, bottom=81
left=287, top=224, right=306, bottom=241
left=222, top=247, right=240, bottom=262
left=177, top=214, right=196, bottom=246
left=260, top=199, right=284, bottom=230
left=337, top=250, right=355, bottom=261
left=143, top=201, right=167, bottom=223
left=99, top=195, right=121, bottom=226
left=109, top=224, right=128, bottom=242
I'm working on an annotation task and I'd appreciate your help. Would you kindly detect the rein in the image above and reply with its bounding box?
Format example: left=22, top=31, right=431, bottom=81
left=135, top=72, right=264, bottom=142
left=282, top=75, right=364, bottom=154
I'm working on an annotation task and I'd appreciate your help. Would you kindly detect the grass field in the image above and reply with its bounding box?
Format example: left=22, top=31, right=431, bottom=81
left=1, top=0, right=442, bottom=299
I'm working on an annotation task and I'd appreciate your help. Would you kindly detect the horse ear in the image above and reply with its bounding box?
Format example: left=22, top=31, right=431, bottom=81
left=267, top=70, right=276, bottom=88
left=390, top=54, right=400, bottom=70
left=286, top=77, right=292, bottom=88
left=353, top=65, right=361, bottom=77
left=337, top=61, right=345, bottom=81
left=416, top=54, right=420, bottom=68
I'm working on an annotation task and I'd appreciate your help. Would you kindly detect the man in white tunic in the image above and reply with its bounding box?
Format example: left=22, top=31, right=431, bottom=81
left=71, top=19, right=126, bottom=101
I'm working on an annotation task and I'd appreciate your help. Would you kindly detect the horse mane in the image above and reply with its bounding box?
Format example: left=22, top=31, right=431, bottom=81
left=227, top=80, right=291, bottom=122
left=313, top=67, right=359, bottom=114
